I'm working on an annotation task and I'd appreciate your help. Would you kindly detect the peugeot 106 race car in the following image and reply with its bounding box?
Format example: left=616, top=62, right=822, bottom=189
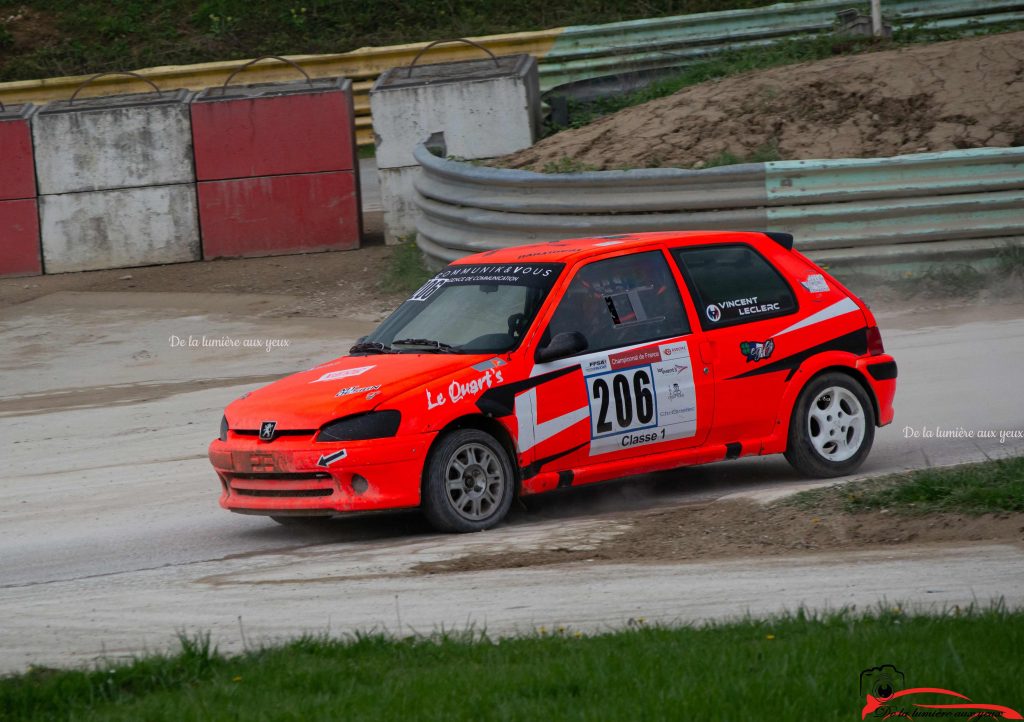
left=209, top=231, right=897, bottom=532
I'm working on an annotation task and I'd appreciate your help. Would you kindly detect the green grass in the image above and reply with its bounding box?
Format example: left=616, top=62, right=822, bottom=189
left=540, top=156, right=599, bottom=174
left=549, top=20, right=1024, bottom=139
left=0, top=0, right=801, bottom=83
left=4, top=606, right=1023, bottom=721
left=996, top=242, right=1024, bottom=277
left=381, top=238, right=432, bottom=294
left=789, top=457, right=1024, bottom=515
left=897, top=262, right=991, bottom=297
left=877, top=242, right=1024, bottom=300
left=704, top=140, right=781, bottom=167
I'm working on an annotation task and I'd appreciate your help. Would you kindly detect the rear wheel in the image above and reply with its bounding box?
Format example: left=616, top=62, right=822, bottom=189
left=422, top=429, right=515, bottom=533
left=784, top=372, right=875, bottom=477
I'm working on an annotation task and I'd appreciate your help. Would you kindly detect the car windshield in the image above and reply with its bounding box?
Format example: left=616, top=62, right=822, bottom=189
left=357, top=262, right=564, bottom=354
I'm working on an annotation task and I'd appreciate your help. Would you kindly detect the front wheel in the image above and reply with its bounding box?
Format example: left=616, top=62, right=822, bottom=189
left=784, top=372, right=875, bottom=478
left=422, top=429, right=515, bottom=533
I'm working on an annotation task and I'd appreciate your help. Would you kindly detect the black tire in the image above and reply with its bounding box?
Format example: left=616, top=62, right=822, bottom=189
left=784, top=372, right=875, bottom=478
left=422, top=428, right=516, bottom=533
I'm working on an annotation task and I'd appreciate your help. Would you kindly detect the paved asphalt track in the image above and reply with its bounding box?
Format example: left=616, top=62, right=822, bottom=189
left=0, top=292, right=1022, bottom=672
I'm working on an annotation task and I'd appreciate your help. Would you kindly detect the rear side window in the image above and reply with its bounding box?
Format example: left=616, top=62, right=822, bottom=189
left=545, top=251, right=690, bottom=354
left=673, top=244, right=796, bottom=329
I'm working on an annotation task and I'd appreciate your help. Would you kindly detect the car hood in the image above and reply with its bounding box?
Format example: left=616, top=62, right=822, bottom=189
left=225, top=353, right=491, bottom=431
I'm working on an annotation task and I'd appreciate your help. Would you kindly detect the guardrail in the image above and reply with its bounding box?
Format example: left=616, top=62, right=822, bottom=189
left=1, top=0, right=1020, bottom=146
left=413, top=144, right=1024, bottom=268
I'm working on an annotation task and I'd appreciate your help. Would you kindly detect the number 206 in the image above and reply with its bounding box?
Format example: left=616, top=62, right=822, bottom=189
left=591, top=370, right=654, bottom=434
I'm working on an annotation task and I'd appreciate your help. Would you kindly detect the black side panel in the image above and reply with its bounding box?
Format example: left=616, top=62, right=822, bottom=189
left=476, top=365, right=580, bottom=417
left=521, top=441, right=588, bottom=480
left=727, top=328, right=869, bottom=381
left=867, top=360, right=898, bottom=381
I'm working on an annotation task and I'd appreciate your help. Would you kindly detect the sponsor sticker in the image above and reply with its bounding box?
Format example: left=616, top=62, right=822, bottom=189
left=313, top=366, right=375, bottom=383
left=709, top=296, right=781, bottom=321
left=609, top=346, right=662, bottom=370
left=472, top=357, right=508, bottom=372
left=583, top=340, right=698, bottom=456
left=655, top=363, right=689, bottom=376
left=801, top=273, right=830, bottom=293
left=660, top=342, right=688, bottom=358
left=316, top=449, right=347, bottom=468
left=336, top=384, right=381, bottom=397
left=740, top=339, right=775, bottom=363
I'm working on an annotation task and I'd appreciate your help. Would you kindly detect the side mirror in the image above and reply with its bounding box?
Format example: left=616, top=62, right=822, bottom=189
left=535, top=331, right=588, bottom=363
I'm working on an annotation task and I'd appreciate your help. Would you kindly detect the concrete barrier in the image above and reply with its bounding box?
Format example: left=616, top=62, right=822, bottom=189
left=0, top=103, right=41, bottom=277
left=371, top=51, right=540, bottom=242
left=32, top=89, right=194, bottom=195
left=33, top=86, right=201, bottom=273
left=191, top=74, right=361, bottom=258
left=40, top=184, right=200, bottom=274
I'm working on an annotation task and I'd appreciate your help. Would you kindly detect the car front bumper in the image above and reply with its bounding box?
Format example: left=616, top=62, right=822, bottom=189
left=208, top=433, right=435, bottom=515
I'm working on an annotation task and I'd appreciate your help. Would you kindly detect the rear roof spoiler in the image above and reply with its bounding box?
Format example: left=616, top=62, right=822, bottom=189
left=761, top=231, right=794, bottom=250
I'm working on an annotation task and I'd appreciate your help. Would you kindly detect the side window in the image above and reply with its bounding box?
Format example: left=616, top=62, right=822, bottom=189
left=673, top=245, right=796, bottom=330
left=545, top=251, right=689, bottom=354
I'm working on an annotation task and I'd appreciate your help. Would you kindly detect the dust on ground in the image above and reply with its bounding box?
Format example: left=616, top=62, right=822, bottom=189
left=498, top=31, right=1024, bottom=171
left=414, top=500, right=1024, bottom=574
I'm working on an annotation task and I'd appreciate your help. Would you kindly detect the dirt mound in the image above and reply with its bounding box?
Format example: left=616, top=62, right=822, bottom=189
left=413, top=501, right=1024, bottom=574
left=499, top=32, right=1024, bottom=171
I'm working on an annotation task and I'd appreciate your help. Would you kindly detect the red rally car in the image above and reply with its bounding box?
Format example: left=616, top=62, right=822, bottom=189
left=209, top=231, right=897, bottom=532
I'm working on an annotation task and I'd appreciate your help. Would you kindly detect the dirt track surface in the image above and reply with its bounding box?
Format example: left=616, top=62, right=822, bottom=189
left=414, top=501, right=1024, bottom=574
left=499, top=32, right=1024, bottom=171
left=1, top=262, right=1023, bottom=672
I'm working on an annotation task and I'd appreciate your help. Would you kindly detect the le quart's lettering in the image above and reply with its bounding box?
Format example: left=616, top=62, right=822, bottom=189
left=426, top=368, right=505, bottom=409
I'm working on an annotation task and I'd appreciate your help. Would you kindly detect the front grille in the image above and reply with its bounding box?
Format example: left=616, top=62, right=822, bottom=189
left=230, top=472, right=331, bottom=481
left=226, top=470, right=337, bottom=501
left=234, top=488, right=333, bottom=498
left=233, top=429, right=315, bottom=438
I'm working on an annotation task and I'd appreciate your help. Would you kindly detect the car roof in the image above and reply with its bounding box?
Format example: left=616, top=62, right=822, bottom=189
left=452, top=230, right=786, bottom=266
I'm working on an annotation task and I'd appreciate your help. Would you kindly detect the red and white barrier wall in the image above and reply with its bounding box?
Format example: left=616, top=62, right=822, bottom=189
left=0, top=103, right=41, bottom=277
left=191, top=77, right=361, bottom=258
left=0, top=69, right=361, bottom=276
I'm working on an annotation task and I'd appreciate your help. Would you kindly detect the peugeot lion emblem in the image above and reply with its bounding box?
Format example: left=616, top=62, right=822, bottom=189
left=259, top=421, right=277, bottom=441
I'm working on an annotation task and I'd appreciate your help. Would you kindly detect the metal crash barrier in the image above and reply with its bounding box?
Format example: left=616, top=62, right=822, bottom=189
left=412, top=144, right=1024, bottom=269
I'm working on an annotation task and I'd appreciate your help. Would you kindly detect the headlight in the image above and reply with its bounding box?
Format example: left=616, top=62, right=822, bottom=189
left=219, top=415, right=228, bottom=442
left=316, top=411, right=401, bottom=442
